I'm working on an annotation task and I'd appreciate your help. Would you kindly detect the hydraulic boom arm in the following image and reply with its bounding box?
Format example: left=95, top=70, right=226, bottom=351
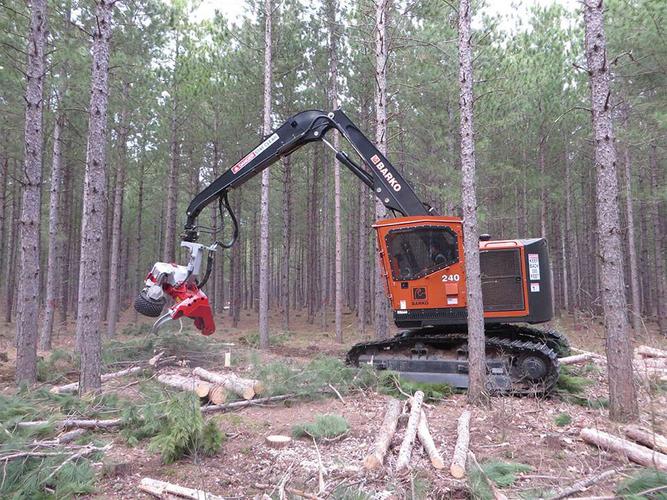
left=183, top=109, right=431, bottom=242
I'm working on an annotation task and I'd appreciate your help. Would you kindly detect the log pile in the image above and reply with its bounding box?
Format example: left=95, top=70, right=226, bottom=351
left=154, top=367, right=265, bottom=406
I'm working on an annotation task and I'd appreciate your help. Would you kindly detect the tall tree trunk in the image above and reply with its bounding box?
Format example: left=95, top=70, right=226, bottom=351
left=134, top=147, right=145, bottom=319
left=458, top=0, right=486, bottom=404
left=106, top=82, right=130, bottom=337
left=76, top=0, right=115, bottom=395
left=649, top=143, right=666, bottom=335
left=6, top=160, right=21, bottom=324
left=258, top=0, right=272, bottom=350
left=327, top=0, right=343, bottom=343
left=60, top=156, right=72, bottom=323
left=358, top=187, right=367, bottom=334
left=623, top=146, right=641, bottom=334
left=16, top=0, right=47, bottom=384
left=281, top=156, right=291, bottom=332
left=373, top=0, right=389, bottom=340
left=163, top=41, right=180, bottom=263
left=40, top=110, right=65, bottom=350
left=583, top=0, right=637, bottom=422
left=0, top=156, right=7, bottom=305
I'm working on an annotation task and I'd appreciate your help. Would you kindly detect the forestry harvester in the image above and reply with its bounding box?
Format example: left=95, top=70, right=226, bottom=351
left=135, top=109, right=570, bottom=394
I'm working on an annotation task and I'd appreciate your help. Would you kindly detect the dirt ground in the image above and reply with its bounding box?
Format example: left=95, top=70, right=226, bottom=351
left=1, top=309, right=666, bottom=499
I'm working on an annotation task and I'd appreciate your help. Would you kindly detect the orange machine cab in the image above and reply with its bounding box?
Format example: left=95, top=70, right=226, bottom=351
left=374, top=216, right=554, bottom=329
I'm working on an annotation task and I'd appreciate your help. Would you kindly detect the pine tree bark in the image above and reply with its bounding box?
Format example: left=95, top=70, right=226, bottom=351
left=458, top=0, right=486, bottom=404
left=281, top=156, right=291, bottom=331
left=327, top=0, right=343, bottom=343
left=0, top=156, right=7, bottom=303
left=649, top=143, right=666, bottom=335
left=373, top=0, right=389, bottom=340
left=258, top=0, right=273, bottom=350
left=583, top=0, right=637, bottom=421
left=623, top=146, right=641, bottom=334
left=16, top=0, right=47, bottom=384
left=5, top=162, right=20, bottom=324
left=40, top=111, right=65, bottom=351
left=76, top=0, right=115, bottom=395
left=163, top=40, right=180, bottom=263
left=106, top=82, right=130, bottom=337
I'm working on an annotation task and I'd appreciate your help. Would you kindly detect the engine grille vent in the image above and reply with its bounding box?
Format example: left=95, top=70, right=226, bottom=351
left=480, top=249, right=525, bottom=312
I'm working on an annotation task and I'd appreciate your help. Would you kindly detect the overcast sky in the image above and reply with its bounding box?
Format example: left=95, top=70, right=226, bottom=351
left=190, top=0, right=579, bottom=32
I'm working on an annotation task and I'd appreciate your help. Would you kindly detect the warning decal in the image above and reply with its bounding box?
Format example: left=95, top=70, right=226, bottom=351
left=530, top=282, right=540, bottom=293
left=231, top=133, right=279, bottom=174
left=528, top=253, right=541, bottom=281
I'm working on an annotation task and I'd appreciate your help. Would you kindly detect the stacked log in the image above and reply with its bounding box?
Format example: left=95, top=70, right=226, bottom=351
left=192, top=367, right=263, bottom=400
left=634, top=345, right=667, bottom=382
left=157, top=373, right=212, bottom=398
left=624, top=425, right=667, bottom=454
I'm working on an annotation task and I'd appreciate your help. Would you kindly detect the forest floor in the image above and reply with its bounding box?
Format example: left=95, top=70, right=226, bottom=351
left=0, top=309, right=666, bottom=499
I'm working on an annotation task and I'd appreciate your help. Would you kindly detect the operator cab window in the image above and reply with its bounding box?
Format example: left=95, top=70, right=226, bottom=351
left=386, top=226, right=459, bottom=280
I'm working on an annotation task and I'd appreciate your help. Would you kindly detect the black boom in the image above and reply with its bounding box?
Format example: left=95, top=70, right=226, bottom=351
left=183, top=109, right=431, bottom=241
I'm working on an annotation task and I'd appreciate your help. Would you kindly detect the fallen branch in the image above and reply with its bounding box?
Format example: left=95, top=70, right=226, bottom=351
left=548, top=467, right=622, bottom=500
left=624, top=425, right=667, bottom=454
left=636, top=345, right=667, bottom=358
left=201, top=394, right=297, bottom=414
left=139, top=477, right=224, bottom=499
left=193, top=367, right=263, bottom=400
left=580, top=428, right=667, bottom=471
left=50, top=366, right=144, bottom=394
left=468, top=451, right=508, bottom=500
left=417, top=409, right=444, bottom=469
left=364, top=398, right=401, bottom=470
left=255, top=483, right=318, bottom=500
left=450, top=409, right=471, bottom=478
left=35, top=428, right=88, bottom=446
left=0, top=443, right=110, bottom=463
left=396, top=391, right=424, bottom=472
left=17, top=418, right=122, bottom=431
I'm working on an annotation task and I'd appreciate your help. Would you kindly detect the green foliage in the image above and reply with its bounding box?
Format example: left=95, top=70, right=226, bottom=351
left=241, top=331, right=292, bottom=347
left=291, top=414, right=349, bottom=441
left=120, top=323, right=153, bottom=336
left=0, top=389, right=120, bottom=437
left=557, top=367, right=593, bottom=395
left=616, top=468, right=667, bottom=499
left=37, top=349, right=78, bottom=384
left=254, top=356, right=378, bottom=398
left=469, top=460, right=532, bottom=498
left=102, top=337, right=155, bottom=369
left=379, top=372, right=454, bottom=401
left=554, top=412, right=572, bottom=426
left=147, top=393, right=223, bottom=463
left=0, top=448, right=96, bottom=499
left=330, top=485, right=373, bottom=500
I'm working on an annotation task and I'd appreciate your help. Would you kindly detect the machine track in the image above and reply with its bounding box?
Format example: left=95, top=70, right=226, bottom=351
left=346, top=326, right=561, bottom=396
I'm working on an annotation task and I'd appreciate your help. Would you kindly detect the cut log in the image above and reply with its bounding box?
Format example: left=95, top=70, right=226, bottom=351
left=208, top=385, right=228, bottom=405
left=396, top=391, right=424, bottom=472
left=148, top=351, right=165, bottom=366
left=157, top=373, right=211, bottom=397
left=580, top=428, right=667, bottom=471
left=50, top=366, right=144, bottom=394
left=201, top=394, right=297, bottom=414
left=560, top=353, right=601, bottom=365
left=636, top=345, right=667, bottom=358
left=450, top=409, right=471, bottom=478
left=192, top=367, right=263, bottom=400
left=17, top=418, right=122, bottom=430
left=624, top=425, right=667, bottom=454
left=265, top=435, right=291, bottom=449
left=364, top=398, right=402, bottom=470
left=139, top=477, right=224, bottom=500
left=417, top=409, right=444, bottom=469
